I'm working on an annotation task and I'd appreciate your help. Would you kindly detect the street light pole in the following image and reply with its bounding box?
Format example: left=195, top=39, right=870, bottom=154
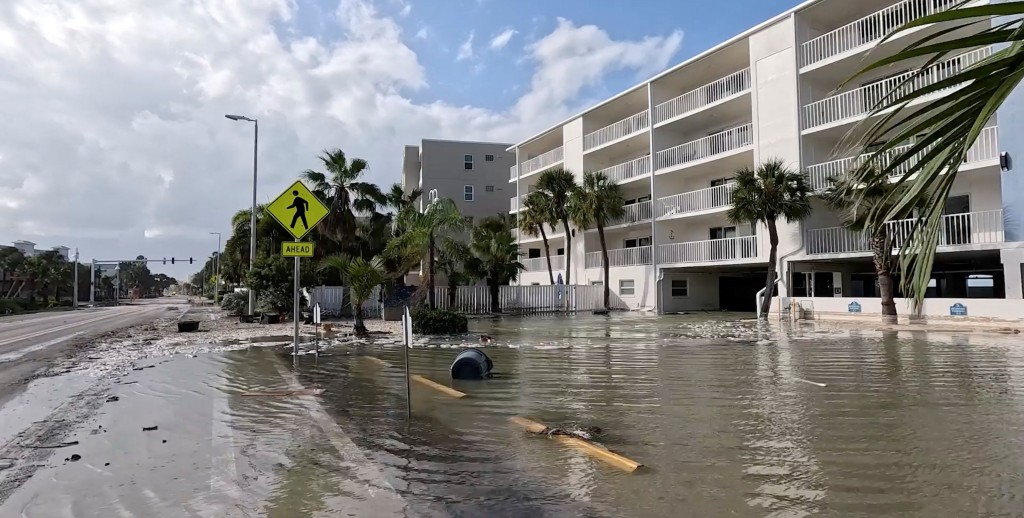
left=226, top=114, right=258, bottom=315
left=209, top=232, right=222, bottom=305
left=73, top=248, right=79, bottom=309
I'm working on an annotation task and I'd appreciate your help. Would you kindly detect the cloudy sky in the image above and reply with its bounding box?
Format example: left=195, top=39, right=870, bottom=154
left=0, top=0, right=799, bottom=280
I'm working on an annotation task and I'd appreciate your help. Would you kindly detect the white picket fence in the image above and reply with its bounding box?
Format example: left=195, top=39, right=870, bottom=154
left=432, top=284, right=613, bottom=314
left=307, top=285, right=382, bottom=318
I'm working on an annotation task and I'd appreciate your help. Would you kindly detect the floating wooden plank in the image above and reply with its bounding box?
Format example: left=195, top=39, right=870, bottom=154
left=240, top=388, right=325, bottom=397
left=362, top=356, right=391, bottom=368
left=509, top=416, right=642, bottom=473
left=410, top=375, right=467, bottom=398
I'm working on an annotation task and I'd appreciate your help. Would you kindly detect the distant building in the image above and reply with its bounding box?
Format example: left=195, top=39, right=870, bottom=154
left=0, top=241, right=72, bottom=298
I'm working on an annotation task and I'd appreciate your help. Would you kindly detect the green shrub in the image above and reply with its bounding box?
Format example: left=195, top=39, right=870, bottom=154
left=221, top=291, right=249, bottom=315
left=411, top=307, right=468, bottom=335
left=0, top=299, right=24, bottom=315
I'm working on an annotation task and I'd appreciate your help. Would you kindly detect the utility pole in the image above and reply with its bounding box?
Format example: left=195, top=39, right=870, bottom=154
left=210, top=232, right=222, bottom=304
left=73, top=248, right=79, bottom=309
left=89, top=259, right=95, bottom=304
left=225, top=114, right=258, bottom=315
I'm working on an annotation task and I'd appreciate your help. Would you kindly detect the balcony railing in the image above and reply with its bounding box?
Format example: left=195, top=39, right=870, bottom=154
left=522, top=255, right=566, bottom=272
left=659, top=236, right=759, bottom=264
left=584, top=110, right=650, bottom=151
left=800, top=0, right=964, bottom=68
left=805, top=126, right=999, bottom=192
left=803, top=47, right=990, bottom=130
left=510, top=193, right=530, bottom=213
left=598, top=155, right=650, bottom=184
left=806, top=210, right=1005, bottom=255
left=585, top=246, right=653, bottom=269
left=607, top=200, right=653, bottom=227
left=654, top=69, right=751, bottom=124
left=509, top=165, right=518, bottom=181
left=655, top=123, right=753, bottom=172
left=517, top=146, right=565, bottom=178
left=658, top=183, right=736, bottom=218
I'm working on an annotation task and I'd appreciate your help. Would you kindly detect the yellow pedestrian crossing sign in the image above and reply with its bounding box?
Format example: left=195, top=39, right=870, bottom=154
left=266, top=180, right=329, bottom=240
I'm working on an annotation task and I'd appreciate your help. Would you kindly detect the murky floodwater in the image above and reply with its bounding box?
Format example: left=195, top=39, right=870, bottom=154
left=4, top=313, right=1024, bottom=517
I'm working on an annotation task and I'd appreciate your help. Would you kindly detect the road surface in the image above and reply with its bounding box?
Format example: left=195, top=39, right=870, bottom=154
left=0, top=299, right=184, bottom=408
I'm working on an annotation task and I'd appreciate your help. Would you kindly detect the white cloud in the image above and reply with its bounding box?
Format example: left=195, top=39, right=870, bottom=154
left=415, top=26, right=428, bottom=39
left=396, top=0, right=412, bottom=16
left=489, top=28, right=516, bottom=50
left=456, top=31, right=474, bottom=61
left=0, top=0, right=682, bottom=278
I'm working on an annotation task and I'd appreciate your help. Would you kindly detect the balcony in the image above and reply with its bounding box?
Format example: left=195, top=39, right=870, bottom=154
left=800, top=0, right=965, bottom=69
left=654, top=69, right=751, bottom=125
left=509, top=165, right=518, bottom=182
left=655, top=123, right=753, bottom=173
left=585, top=246, right=653, bottom=269
left=606, top=200, right=653, bottom=228
left=658, top=183, right=736, bottom=219
left=510, top=193, right=529, bottom=213
left=805, top=126, right=999, bottom=192
left=802, top=47, right=990, bottom=131
left=597, top=155, right=650, bottom=184
left=659, top=236, right=759, bottom=265
left=584, top=110, right=650, bottom=152
left=806, top=210, right=1005, bottom=255
left=522, top=255, right=566, bottom=272
left=515, top=147, right=565, bottom=179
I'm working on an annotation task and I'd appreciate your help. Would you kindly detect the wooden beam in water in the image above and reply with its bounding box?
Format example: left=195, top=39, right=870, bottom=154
left=410, top=375, right=467, bottom=399
left=509, top=416, right=642, bottom=473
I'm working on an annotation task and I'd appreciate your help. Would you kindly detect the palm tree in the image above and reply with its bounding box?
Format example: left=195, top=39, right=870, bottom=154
left=468, top=215, right=525, bottom=313
left=727, top=158, right=812, bottom=318
left=385, top=198, right=465, bottom=309
left=825, top=167, right=912, bottom=320
left=536, top=168, right=578, bottom=285
left=300, top=149, right=374, bottom=243
left=568, top=171, right=625, bottom=310
left=839, top=3, right=1021, bottom=304
left=320, top=255, right=386, bottom=336
left=518, top=192, right=556, bottom=284
left=436, top=238, right=473, bottom=309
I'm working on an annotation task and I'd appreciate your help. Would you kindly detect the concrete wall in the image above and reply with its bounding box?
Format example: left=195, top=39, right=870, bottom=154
left=660, top=271, right=721, bottom=312
left=583, top=265, right=656, bottom=310
left=418, top=140, right=514, bottom=220
left=791, top=296, right=1024, bottom=324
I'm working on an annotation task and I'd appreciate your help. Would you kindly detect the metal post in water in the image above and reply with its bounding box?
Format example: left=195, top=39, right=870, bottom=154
left=293, top=254, right=300, bottom=357
left=404, top=305, right=412, bottom=420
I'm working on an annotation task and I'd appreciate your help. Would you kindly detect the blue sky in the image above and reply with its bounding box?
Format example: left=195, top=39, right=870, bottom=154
left=387, top=0, right=804, bottom=108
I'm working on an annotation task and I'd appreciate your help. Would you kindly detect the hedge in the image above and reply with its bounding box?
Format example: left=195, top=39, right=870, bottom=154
left=411, top=307, right=468, bottom=335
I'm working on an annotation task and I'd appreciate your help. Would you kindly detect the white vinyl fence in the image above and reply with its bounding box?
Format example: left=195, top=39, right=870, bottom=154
left=307, top=285, right=382, bottom=318
left=432, top=284, right=613, bottom=314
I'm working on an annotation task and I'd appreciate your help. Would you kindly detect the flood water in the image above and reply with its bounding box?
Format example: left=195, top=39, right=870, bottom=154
left=5, top=313, right=1024, bottom=517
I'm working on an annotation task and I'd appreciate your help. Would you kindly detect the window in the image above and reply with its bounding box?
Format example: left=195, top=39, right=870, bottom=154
left=464, top=154, right=473, bottom=170
left=624, top=236, right=652, bottom=248
left=710, top=177, right=734, bottom=187
left=709, top=226, right=737, bottom=240
left=619, top=279, right=635, bottom=296
left=464, top=185, right=474, bottom=201
left=528, top=248, right=541, bottom=259
left=557, top=248, right=565, bottom=256
left=485, top=154, right=495, bottom=162
left=485, top=185, right=495, bottom=192
left=591, top=281, right=603, bottom=286
left=671, top=279, right=689, bottom=298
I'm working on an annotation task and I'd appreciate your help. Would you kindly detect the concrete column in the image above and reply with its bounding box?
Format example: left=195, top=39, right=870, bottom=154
left=1002, top=249, right=1024, bottom=299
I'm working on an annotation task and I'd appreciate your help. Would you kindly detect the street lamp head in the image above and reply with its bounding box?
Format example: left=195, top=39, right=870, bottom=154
left=225, top=114, right=254, bottom=122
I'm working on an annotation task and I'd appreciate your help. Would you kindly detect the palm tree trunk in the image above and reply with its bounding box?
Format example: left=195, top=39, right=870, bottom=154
left=489, top=277, right=500, bottom=313
left=560, top=217, right=572, bottom=289
left=597, top=222, right=610, bottom=310
left=540, top=226, right=555, bottom=285
left=872, top=230, right=898, bottom=319
left=760, top=221, right=780, bottom=319
left=427, top=232, right=436, bottom=309
left=353, top=299, right=367, bottom=336
left=447, top=284, right=457, bottom=309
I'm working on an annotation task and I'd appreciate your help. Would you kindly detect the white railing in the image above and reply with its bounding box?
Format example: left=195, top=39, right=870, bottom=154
left=519, top=147, right=565, bottom=177
left=585, top=246, right=653, bottom=269
left=655, top=123, right=753, bottom=172
left=509, top=165, right=518, bottom=181
left=659, top=236, right=758, bottom=264
left=805, top=126, right=999, bottom=192
left=654, top=69, right=751, bottom=124
left=522, top=255, right=566, bottom=272
left=607, top=200, right=653, bottom=227
left=806, top=210, right=1005, bottom=255
left=584, top=110, right=650, bottom=151
left=432, top=284, right=616, bottom=314
left=516, top=222, right=563, bottom=240
left=658, top=183, right=736, bottom=218
left=598, top=155, right=651, bottom=184
left=803, top=47, right=990, bottom=130
left=510, top=193, right=529, bottom=213
left=800, top=0, right=964, bottom=68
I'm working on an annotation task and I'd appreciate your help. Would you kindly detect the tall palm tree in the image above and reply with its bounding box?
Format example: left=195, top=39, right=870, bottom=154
left=300, top=149, right=374, bottom=243
left=468, top=215, right=525, bottom=313
left=727, top=158, right=812, bottom=318
left=384, top=183, right=423, bottom=216
left=536, top=168, right=578, bottom=285
left=567, top=171, right=626, bottom=310
left=436, top=238, right=473, bottom=309
left=320, top=255, right=386, bottom=336
left=518, top=192, right=556, bottom=284
left=826, top=167, right=913, bottom=320
left=385, top=198, right=465, bottom=309
left=839, top=3, right=1022, bottom=304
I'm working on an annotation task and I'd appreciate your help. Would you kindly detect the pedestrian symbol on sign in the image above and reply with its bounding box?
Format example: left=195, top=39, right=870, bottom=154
left=287, top=190, right=309, bottom=230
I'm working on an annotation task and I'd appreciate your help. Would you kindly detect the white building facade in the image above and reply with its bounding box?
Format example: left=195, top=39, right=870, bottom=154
left=508, top=0, right=1024, bottom=315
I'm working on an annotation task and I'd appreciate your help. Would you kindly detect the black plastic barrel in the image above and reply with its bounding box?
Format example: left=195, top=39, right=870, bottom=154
left=450, top=348, right=493, bottom=380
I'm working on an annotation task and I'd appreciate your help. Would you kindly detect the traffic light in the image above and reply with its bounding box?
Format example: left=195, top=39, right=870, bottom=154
left=163, top=258, right=167, bottom=265
left=189, top=257, right=194, bottom=264
left=171, top=258, right=175, bottom=264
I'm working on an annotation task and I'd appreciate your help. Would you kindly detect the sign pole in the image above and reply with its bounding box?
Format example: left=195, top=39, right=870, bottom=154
left=293, top=251, right=300, bottom=357
left=403, top=305, right=412, bottom=420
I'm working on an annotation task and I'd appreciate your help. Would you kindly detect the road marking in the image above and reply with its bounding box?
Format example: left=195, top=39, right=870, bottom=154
left=0, top=332, right=84, bottom=363
left=0, top=305, right=163, bottom=349
left=794, top=378, right=827, bottom=387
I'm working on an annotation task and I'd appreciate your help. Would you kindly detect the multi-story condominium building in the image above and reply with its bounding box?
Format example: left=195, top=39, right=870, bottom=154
left=508, top=0, right=1023, bottom=316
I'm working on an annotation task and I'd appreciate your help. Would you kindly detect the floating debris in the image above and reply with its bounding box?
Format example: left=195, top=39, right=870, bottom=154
left=142, top=426, right=158, bottom=432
